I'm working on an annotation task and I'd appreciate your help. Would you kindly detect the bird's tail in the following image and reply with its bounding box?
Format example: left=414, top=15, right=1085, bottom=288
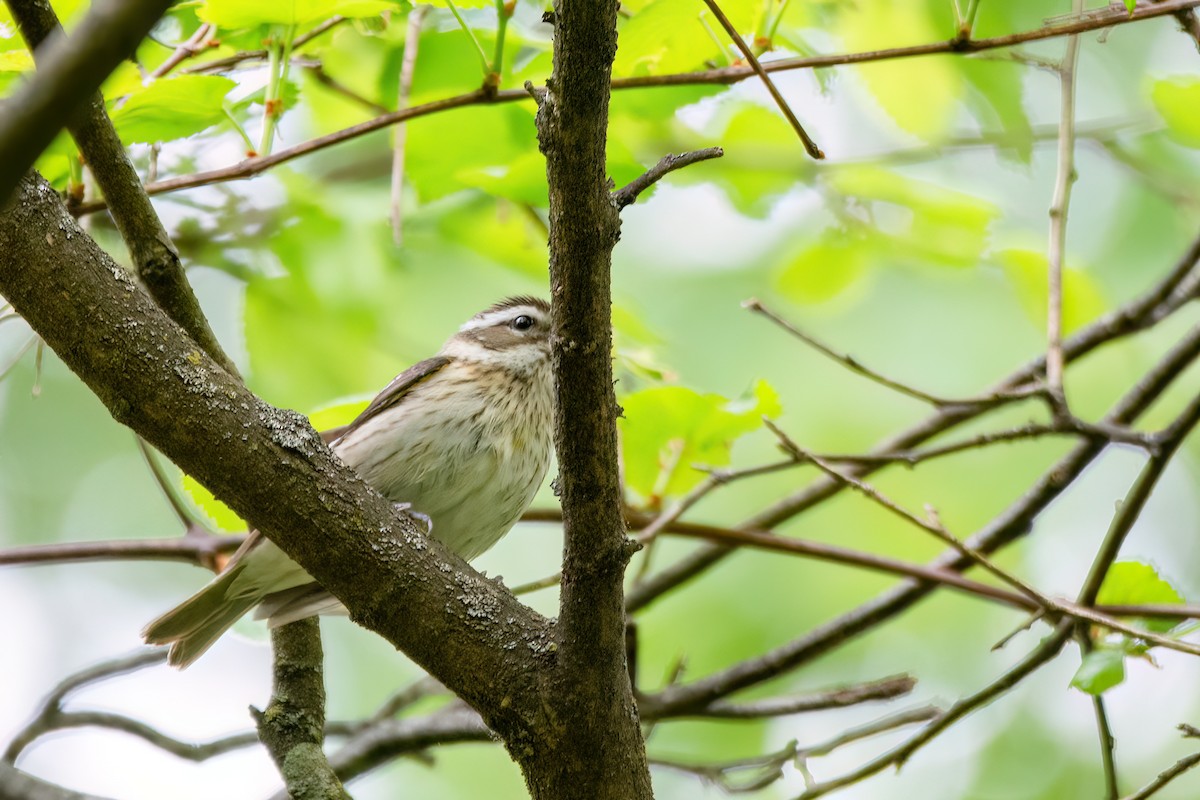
left=142, top=563, right=257, bottom=668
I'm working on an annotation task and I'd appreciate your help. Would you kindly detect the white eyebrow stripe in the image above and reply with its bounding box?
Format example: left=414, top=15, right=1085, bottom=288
left=458, top=305, right=545, bottom=333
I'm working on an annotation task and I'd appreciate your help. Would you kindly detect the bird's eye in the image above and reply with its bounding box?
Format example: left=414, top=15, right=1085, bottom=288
left=511, top=315, right=535, bottom=331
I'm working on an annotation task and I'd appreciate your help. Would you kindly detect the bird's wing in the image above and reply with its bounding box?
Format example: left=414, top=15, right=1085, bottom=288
left=330, top=355, right=453, bottom=444
left=218, top=357, right=454, bottom=577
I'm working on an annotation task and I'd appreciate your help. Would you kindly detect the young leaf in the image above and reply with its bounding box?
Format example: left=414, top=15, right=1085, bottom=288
left=1151, top=77, right=1200, bottom=149
left=182, top=474, right=247, bottom=533
left=775, top=232, right=871, bottom=304
left=199, top=0, right=398, bottom=29
left=619, top=381, right=781, bottom=500
left=1070, top=648, right=1126, bottom=696
left=110, top=75, right=237, bottom=145
left=994, top=248, right=1106, bottom=335
left=1096, top=560, right=1185, bottom=633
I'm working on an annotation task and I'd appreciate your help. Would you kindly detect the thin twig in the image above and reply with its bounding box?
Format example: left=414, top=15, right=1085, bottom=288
left=798, top=706, right=942, bottom=759
left=688, top=675, right=916, bottom=719
left=150, top=23, right=213, bottom=79
left=134, top=436, right=194, bottom=527
left=612, top=147, right=725, bottom=209
left=71, top=1, right=1200, bottom=218
left=744, top=298, right=1041, bottom=409
left=1046, top=0, right=1084, bottom=409
left=305, top=64, right=391, bottom=114
left=699, top=0, right=822, bottom=157
left=4, top=649, right=167, bottom=762
left=0, top=534, right=244, bottom=567
left=796, top=620, right=1076, bottom=799
left=390, top=7, right=427, bottom=245
left=628, top=237, right=1200, bottom=615
left=1120, top=751, right=1200, bottom=800
left=764, top=420, right=1054, bottom=609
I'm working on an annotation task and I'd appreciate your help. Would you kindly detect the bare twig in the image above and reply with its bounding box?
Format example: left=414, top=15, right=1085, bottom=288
left=612, top=147, right=725, bottom=209
left=0, top=0, right=176, bottom=205
left=70, top=1, right=1200, bottom=218
left=628, top=233, right=1200, bottom=614
left=700, top=0, right=822, bottom=158
left=150, top=23, right=213, bottom=79
left=651, top=739, right=801, bottom=794
left=797, top=620, right=1076, bottom=799
left=183, top=16, right=348, bottom=75
left=744, top=298, right=1041, bottom=409
left=4, top=649, right=167, bottom=763
left=305, top=64, right=392, bottom=114
left=0, top=533, right=243, bottom=567
left=1046, top=0, right=1084, bottom=409
left=1120, top=751, right=1200, bottom=800
left=390, top=6, right=428, bottom=245
left=799, top=706, right=942, bottom=759
left=689, top=675, right=916, bottom=719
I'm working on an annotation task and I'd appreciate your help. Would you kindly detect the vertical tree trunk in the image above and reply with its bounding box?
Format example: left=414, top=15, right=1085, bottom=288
left=524, top=0, right=655, bottom=795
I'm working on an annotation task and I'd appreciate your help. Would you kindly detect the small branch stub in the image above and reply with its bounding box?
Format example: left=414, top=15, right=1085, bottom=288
left=612, top=147, right=724, bottom=209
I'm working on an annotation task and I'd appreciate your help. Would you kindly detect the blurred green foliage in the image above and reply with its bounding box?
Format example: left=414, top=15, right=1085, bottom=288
left=3, top=0, right=1200, bottom=798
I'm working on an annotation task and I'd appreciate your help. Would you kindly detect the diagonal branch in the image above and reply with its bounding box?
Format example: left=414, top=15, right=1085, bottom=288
left=0, top=0, right=176, bottom=206
left=699, top=0, right=823, bottom=158
left=612, top=147, right=724, bottom=209
left=627, top=230, right=1200, bottom=614
left=0, top=172, right=552, bottom=753
left=67, top=1, right=1200, bottom=218
left=7, top=0, right=238, bottom=376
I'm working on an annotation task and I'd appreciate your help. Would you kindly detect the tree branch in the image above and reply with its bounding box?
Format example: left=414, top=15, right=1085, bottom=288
left=642, top=320, right=1200, bottom=715
left=612, top=147, right=724, bottom=209
left=530, top=0, right=652, bottom=793
left=0, top=762, right=116, bottom=800
left=254, top=619, right=349, bottom=800
left=68, top=1, right=1200, bottom=218
left=6, top=0, right=238, bottom=376
left=0, top=0, right=175, bottom=205
left=627, top=230, right=1200, bottom=613
left=0, top=172, right=553, bottom=753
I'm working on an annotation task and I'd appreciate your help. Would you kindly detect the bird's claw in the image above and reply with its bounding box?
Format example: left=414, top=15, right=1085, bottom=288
left=392, top=501, right=433, bottom=535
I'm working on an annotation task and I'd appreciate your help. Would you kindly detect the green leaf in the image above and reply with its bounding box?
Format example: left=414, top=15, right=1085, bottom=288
left=1151, top=77, right=1200, bottom=149
left=199, top=0, right=398, bottom=28
left=0, top=49, right=32, bottom=71
left=436, top=195, right=549, bottom=277
left=775, top=232, right=871, bottom=304
left=995, top=248, right=1106, bottom=335
left=826, top=167, right=997, bottom=267
left=110, top=75, right=236, bottom=145
left=182, top=474, right=247, bottom=533
left=960, top=59, right=1033, bottom=164
left=839, top=4, right=962, bottom=140
left=619, top=381, right=781, bottom=500
left=310, top=399, right=370, bottom=433
left=614, top=0, right=755, bottom=77
left=1123, top=0, right=1137, bottom=14
left=1096, top=560, right=1185, bottom=633
left=1070, top=648, right=1126, bottom=695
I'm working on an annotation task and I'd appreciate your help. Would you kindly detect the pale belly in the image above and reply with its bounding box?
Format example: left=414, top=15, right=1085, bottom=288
left=334, top=380, right=552, bottom=561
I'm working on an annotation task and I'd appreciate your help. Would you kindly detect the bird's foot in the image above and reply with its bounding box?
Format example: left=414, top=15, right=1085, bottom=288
left=392, top=501, right=433, bottom=535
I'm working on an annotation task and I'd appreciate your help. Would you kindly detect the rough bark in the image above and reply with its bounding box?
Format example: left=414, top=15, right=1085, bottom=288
left=255, top=620, right=350, bottom=800
left=0, top=0, right=175, bottom=205
left=528, top=0, right=655, bottom=794
left=6, top=0, right=238, bottom=377
left=0, top=172, right=553, bottom=751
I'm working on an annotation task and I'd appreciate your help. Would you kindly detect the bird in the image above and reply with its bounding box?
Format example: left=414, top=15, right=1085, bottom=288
left=143, top=296, right=554, bottom=667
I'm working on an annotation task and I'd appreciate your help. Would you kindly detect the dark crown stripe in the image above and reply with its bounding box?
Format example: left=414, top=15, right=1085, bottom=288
left=477, top=295, right=550, bottom=318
